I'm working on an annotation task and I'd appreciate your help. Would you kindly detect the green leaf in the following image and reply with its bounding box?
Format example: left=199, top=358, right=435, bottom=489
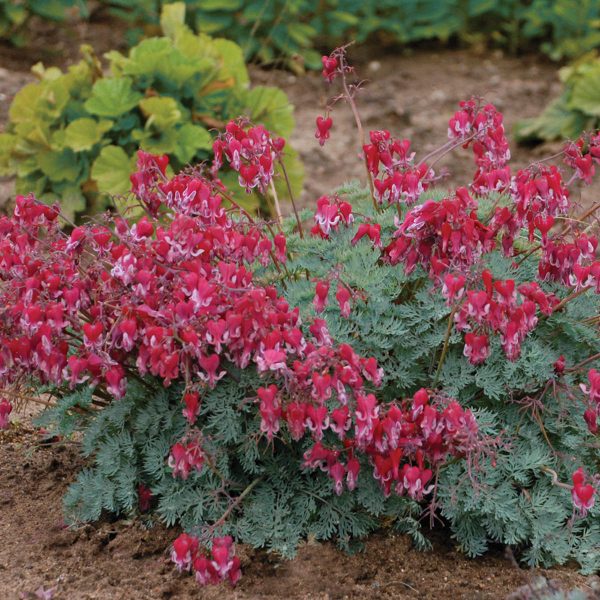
left=91, top=145, right=135, bottom=195
left=64, top=118, right=113, bottom=152
left=173, top=123, right=213, bottom=164
left=569, top=64, right=600, bottom=116
left=244, top=86, right=295, bottom=138
left=515, top=94, right=591, bottom=142
left=50, top=181, right=87, bottom=220
left=160, top=1, right=187, bottom=39
left=214, top=38, right=250, bottom=87
left=122, top=37, right=173, bottom=77
left=200, top=0, right=243, bottom=10
left=84, top=78, right=143, bottom=118
left=139, top=96, right=182, bottom=128
left=38, top=148, right=81, bottom=182
left=0, top=133, right=17, bottom=175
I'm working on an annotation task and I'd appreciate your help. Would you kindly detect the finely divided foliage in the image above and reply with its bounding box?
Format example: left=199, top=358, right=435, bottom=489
left=0, top=47, right=599, bottom=587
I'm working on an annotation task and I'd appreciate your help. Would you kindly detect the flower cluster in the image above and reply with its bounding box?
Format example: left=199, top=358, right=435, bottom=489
left=311, top=195, right=354, bottom=238
left=384, top=187, right=494, bottom=276
left=129, top=150, right=170, bottom=216
left=0, top=170, right=303, bottom=401
left=451, top=273, right=557, bottom=364
left=539, top=234, right=600, bottom=291
left=168, top=433, right=205, bottom=479
left=296, top=386, right=478, bottom=499
left=171, top=534, right=241, bottom=586
left=448, top=99, right=511, bottom=195
left=362, top=131, right=434, bottom=206
left=563, top=135, right=600, bottom=184
left=320, top=50, right=352, bottom=84
left=212, top=120, right=285, bottom=193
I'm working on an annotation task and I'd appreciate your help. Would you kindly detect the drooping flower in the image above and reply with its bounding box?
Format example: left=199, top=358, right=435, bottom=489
left=171, top=533, right=199, bottom=572
left=336, top=283, right=352, bottom=318
left=0, top=398, right=12, bottom=430
left=313, top=280, right=330, bottom=313
left=315, top=115, right=333, bottom=146
left=571, top=468, right=596, bottom=515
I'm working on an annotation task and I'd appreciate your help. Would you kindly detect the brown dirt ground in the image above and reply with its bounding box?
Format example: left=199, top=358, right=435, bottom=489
left=1, top=427, right=598, bottom=600
left=1, top=16, right=599, bottom=600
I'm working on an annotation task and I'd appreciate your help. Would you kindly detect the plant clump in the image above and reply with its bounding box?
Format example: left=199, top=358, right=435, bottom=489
left=0, top=46, right=599, bottom=589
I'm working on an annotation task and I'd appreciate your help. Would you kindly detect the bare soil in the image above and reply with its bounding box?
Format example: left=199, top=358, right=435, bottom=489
left=1, top=17, right=599, bottom=600
left=1, top=427, right=597, bottom=600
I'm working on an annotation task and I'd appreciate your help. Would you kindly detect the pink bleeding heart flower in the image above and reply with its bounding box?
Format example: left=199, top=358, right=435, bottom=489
left=257, top=384, right=281, bottom=440
left=571, top=468, right=596, bottom=515
left=463, top=333, right=490, bottom=365
left=321, top=55, right=338, bottom=82
left=583, top=408, right=597, bottom=435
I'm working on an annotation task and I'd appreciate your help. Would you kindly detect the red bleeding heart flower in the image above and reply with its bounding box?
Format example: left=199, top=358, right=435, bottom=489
left=138, top=484, right=153, bottom=512
left=463, top=333, right=490, bottom=365
left=0, top=398, right=12, bottom=430
left=336, top=283, right=352, bottom=318
left=321, top=55, right=338, bottom=82
left=571, top=468, right=596, bottom=515
left=171, top=533, right=199, bottom=572
left=182, top=392, right=201, bottom=425
left=315, top=115, right=333, bottom=146
left=313, top=280, right=330, bottom=313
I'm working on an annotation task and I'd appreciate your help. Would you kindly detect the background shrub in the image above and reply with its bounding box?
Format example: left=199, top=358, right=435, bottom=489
left=517, top=54, right=600, bottom=143
left=0, top=0, right=88, bottom=45
left=0, top=3, right=299, bottom=218
left=3, top=1, right=600, bottom=65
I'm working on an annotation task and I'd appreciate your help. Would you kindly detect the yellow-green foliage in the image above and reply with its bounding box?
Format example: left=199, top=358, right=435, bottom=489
left=0, top=4, right=299, bottom=218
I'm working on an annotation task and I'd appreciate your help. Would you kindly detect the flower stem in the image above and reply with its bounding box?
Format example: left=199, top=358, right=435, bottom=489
left=277, top=158, right=304, bottom=238
left=433, top=306, right=458, bottom=386
left=338, top=54, right=376, bottom=210
left=553, top=286, right=592, bottom=312
left=565, top=352, right=600, bottom=373
left=212, top=476, right=264, bottom=529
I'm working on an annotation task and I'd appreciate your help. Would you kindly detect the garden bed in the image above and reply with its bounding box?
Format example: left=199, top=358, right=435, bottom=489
left=1, top=18, right=599, bottom=600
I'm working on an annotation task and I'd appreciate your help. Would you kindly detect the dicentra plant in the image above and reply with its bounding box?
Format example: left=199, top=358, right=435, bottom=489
left=0, top=46, right=599, bottom=587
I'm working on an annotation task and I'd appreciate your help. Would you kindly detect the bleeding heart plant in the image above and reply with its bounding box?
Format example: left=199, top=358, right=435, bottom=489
left=1, top=45, right=599, bottom=587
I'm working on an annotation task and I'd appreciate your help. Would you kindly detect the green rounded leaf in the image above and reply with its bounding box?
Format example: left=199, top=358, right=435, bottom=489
left=0, top=133, right=17, bottom=175
left=64, top=118, right=113, bottom=152
left=569, top=64, right=600, bottom=117
left=9, top=82, right=42, bottom=124
left=173, top=123, right=213, bottom=164
left=160, top=1, right=187, bottom=39
left=91, top=145, right=135, bottom=195
left=139, top=96, right=182, bottom=128
left=245, top=86, right=295, bottom=138
left=38, top=149, right=81, bottom=182
left=84, top=78, right=143, bottom=118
